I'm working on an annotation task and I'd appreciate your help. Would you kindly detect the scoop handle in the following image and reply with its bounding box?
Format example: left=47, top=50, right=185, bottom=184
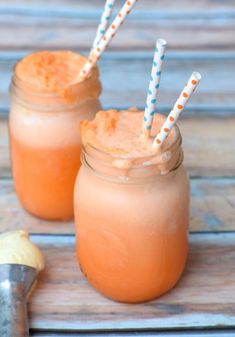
left=0, top=284, right=29, bottom=337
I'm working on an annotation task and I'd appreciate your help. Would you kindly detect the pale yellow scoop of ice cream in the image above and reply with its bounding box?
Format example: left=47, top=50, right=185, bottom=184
left=0, top=230, right=44, bottom=272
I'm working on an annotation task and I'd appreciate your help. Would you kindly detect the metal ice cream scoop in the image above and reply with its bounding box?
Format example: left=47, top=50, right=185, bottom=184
left=0, top=264, right=37, bottom=337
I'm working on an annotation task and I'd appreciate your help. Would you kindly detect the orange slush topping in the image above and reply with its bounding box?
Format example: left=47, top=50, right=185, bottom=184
left=15, top=51, right=87, bottom=93
left=81, top=108, right=176, bottom=158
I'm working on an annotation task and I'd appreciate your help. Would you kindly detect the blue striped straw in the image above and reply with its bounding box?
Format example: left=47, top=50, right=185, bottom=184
left=142, top=38, right=167, bottom=137
left=92, top=0, right=116, bottom=49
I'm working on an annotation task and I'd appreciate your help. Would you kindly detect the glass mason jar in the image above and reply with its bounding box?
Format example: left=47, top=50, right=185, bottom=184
left=74, top=127, right=189, bottom=303
left=9, top=53, right=102, bottom=221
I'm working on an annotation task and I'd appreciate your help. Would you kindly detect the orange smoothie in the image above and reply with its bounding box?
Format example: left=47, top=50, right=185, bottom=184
left=74, top=109, right=189, bottom=303
left=9, top=51, right=101, bottom=220
left=11, top=136, right=80, bottom=220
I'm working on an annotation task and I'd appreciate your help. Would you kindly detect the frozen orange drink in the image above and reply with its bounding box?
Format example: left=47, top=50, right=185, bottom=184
left=9, top=51, right=101, bottom=220
left=74, top=108, right=189, bottom=303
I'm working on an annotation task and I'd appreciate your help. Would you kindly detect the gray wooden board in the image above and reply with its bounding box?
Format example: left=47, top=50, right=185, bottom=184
left=22, top=233, right=235, bottom=331
left=0, top=177, right=235, bottom=234
left=2, top=116, right=235, bottom=178
left=30, top=330, right=235, bottom=337
left=0, top=52, right=235, bottom=115
left=0, top=1, right=235, bottom=51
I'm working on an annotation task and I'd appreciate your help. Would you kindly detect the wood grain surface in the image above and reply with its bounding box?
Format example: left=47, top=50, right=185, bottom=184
left=26, top=233, right=235, bottom=331
left=1, top=52, right=235, bottom=114
left=30, top=331, right=235, bottom=337
left=2, top=0, right=235, bottom=11
left=1, top=117, right=235, bottom=178
left=0, top=177, right=234, bottom=234
left=0, top=0, right=235, bottom=51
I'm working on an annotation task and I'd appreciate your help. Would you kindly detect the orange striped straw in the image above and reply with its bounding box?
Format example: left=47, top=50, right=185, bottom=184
left=79, top=0, right=138, bottom=81
left=152, top=72, right=202, bottom=148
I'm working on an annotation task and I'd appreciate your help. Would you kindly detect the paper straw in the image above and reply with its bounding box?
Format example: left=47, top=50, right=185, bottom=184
left=142, top=38, right=167, bottom=137
left=152, top=72, right=202, bottom=148
left=79, top=0, right=138, bottom=80
left=92, top=0, right=115, bottom=49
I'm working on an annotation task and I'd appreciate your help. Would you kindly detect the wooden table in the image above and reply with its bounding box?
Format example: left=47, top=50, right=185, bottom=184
left=0, top=0, right=235, bottom=336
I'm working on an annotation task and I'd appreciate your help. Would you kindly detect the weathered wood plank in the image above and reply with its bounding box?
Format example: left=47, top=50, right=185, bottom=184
left=2, top=0, right=235, bottom=12
left=0, top=17, right=234, bottom=52
left=0, top=118, right=8, bottom=176
left=1, top=3, right=235, bottom=20
left=190, top=178, right=235, bottom=232
left=178, top=117, right=235, bottom=177
left=0, top=177, right=234, bottom=234
left=30, top=330, right=235, bottom=337
left=0, top=178, right=74, bottom=234
left=1, top=117, right=235, bottom=178
left=1, top=52, right=235, bottom=114
left=25, top=233, right=235, bottom=330
left=0, top=1, right=234, bottom=51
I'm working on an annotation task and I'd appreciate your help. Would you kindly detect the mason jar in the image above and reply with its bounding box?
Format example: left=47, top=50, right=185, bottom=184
left=74, top=125, right=189, bottom=303
left=9, top=51, right=102, bottom=221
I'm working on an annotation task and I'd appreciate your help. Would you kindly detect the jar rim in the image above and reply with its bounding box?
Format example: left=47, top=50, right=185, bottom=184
left=10, top=52, right=101, bottom=112
left=10, top=81, right=96, bottom=112
left=83, top=123, right=181, bottom=162
left=11, top=53, right=98, bottom=98
left=81, top=123, right=184, bottom=182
